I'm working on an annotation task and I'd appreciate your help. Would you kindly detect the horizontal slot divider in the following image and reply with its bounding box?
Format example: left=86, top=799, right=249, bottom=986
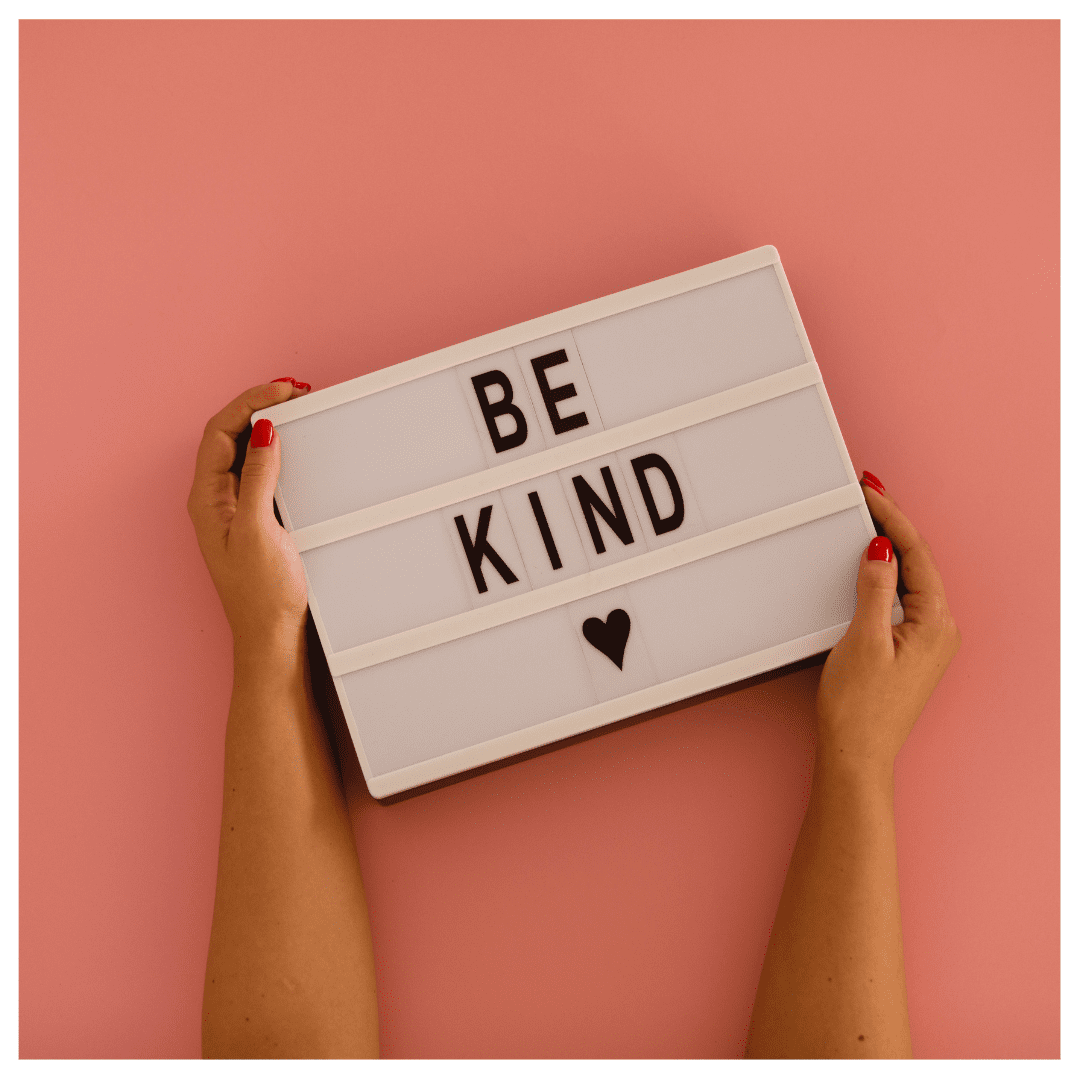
left=292, top=362, right=820, bottom=553
left=256, top=246, right=781, bottom=427
left=325, top=481, right=863, bottom=677
left=355, top=618, right=853, bottom=798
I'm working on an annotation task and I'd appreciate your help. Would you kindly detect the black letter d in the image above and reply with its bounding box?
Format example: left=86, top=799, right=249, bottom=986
left=630, top=453, right=685, bottom=536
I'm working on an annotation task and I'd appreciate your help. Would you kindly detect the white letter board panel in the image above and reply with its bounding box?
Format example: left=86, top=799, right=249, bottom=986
left=254, top=246, right=901, bottom=798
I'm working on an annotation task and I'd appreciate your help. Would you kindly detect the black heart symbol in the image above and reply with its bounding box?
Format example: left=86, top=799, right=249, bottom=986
left=582, top=608, right=631, bottom=669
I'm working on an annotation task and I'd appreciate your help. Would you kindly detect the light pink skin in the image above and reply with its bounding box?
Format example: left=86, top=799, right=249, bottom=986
left=189, top=382, right=958, bottom=1058
left=747, top=478, right=960, bottom=1057
left=188, top=381, right=379, bottom=1058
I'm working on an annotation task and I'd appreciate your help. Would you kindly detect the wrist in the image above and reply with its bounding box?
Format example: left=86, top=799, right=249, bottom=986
left=232, top=621, right=309, bottom=684
left=814, top=739, right=895, bottom=793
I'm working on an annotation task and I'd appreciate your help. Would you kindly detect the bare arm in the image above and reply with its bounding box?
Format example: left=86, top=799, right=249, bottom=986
left=189, top=382, right=379, bottom=1058
left=746, top=473, right=960, bottom=1058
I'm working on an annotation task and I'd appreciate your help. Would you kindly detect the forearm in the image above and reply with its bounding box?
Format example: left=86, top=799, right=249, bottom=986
left=746, top=753, right=911, bottom=1058
left=202, top=630, right=379, bottom=1058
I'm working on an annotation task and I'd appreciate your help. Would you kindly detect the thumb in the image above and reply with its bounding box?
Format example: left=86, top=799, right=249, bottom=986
left=849, top=535, right=899, bottom=645
left=236, top=417, right=281, bottom=528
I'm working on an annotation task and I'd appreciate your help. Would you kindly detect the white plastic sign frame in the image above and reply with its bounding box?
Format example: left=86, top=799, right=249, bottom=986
left=254, top=245, right=899, bottom=798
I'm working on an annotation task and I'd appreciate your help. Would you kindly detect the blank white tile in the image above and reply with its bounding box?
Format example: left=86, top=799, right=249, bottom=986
left=629, top=508, right=866, bottom=684
left=501, top=472, right=590, bottom=589
left=514, top=330, right=603, bottom=447
left=614, top=434, right=704, bottom=552
left=454, top=349, right=547, bottom=467
left=342, top=607, right=597, bottom=776
left=277, top=367, right=487, bottom=529
left=566, top=588, right=656, bottom=702
left=302, top=513, right=473, bottom=653
left=441, top=492, right=532, bottom=608
left=558, top=455, right=645, bottom=570
left=675, top=386, right=850, bottom=531
left=574, top=266, right=807, bottom=428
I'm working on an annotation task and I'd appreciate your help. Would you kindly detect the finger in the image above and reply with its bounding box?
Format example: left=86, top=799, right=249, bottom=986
left=848, top=535, right=899, bottom=649
left=859, top=474, right=948, bottom=619
left=187, top=380, right=297, bottom=539
left=235, top=417, right=281, bottom=530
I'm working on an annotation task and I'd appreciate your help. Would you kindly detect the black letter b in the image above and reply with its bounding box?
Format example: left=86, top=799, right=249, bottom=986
left=471, top=371, right=528, bottom=453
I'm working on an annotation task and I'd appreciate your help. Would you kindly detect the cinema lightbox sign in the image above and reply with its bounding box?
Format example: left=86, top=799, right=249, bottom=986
left=253, top=246, right=900, bottom=798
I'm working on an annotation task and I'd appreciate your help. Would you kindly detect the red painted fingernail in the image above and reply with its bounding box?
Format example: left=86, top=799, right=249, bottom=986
left=271, top=377, right=296, bottom=385
left=868, top=536, right=893, bottom=562
left=293, top=381, right=311, bottom=391
left=250, top=418, right=274, bottom=448
left=861, top=470, right=886, bottom=496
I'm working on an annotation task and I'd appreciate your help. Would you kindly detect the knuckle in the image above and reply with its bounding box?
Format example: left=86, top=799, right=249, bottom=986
left=861, top=579, right=896, bottom=600
left=925, top=601, right=961, bottom=650
left=925, top=595, right=950, bottom=627
left=241, top=459, right=273, bottom=481
left=919, top=536, right=942, bottom=569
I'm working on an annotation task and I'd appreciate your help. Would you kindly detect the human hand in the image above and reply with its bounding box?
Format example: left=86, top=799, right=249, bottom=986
left=187, top=379, right=313, bottom=659
left=815, top=472, right=961, bottom=775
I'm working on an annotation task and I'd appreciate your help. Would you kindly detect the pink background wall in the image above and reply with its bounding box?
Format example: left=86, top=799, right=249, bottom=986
left=20, top=21, right=1059, bottom=1058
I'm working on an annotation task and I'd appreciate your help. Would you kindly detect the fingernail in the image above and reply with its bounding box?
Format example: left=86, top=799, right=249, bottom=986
left=293, top=381, right=311, bottom=391
left=868, top=536, right=893, bottom=562
left=861, top=470, right=886, bottom=496
left=271, top=377, right=296, bottom=385
left=250, top=418, right=274, bottom=448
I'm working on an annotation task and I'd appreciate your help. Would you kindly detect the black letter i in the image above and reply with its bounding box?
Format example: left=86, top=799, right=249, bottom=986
left=528, top=491, right=563, bottom=570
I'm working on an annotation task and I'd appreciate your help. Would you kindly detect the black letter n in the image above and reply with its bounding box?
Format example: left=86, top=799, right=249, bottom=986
left=572, top=467, right=635, bottom=555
